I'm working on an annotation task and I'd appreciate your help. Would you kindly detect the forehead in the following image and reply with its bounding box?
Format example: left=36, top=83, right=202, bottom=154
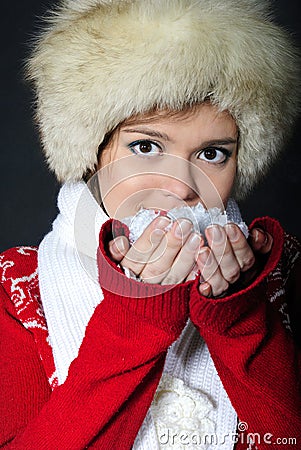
left=119, top=103, right=238, bottom=140
left=120, top=103, right=238, bottom=136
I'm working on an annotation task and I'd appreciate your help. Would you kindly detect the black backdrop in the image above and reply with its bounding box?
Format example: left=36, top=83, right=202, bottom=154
left=1, top=0, right=300, bottom=252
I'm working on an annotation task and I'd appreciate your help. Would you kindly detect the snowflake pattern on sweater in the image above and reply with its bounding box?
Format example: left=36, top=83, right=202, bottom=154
left=0, top=246, right=58, bottom=389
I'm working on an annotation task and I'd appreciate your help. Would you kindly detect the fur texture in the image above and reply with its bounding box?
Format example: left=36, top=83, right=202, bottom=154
left=26, top=0, right=300, bottom=197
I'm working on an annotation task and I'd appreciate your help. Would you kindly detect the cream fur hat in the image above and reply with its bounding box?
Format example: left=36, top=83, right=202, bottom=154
left=27, top=0, right=300, bottom=197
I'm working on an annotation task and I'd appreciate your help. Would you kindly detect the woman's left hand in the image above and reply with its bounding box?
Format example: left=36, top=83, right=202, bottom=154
left=193, top=224, right=273, bottom=298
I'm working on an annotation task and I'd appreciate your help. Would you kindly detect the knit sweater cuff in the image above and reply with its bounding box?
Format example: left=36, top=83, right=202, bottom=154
left=97, top=219, right=190, bottom=334
left=190, top=216, right=284, bottom=334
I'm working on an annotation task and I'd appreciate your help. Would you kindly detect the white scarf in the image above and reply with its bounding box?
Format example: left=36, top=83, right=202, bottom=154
left=38, top=181, right=238, bottom=450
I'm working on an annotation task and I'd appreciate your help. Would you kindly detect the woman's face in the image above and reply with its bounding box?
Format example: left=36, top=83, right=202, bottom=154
left=97, top=103, right=238, bottom=219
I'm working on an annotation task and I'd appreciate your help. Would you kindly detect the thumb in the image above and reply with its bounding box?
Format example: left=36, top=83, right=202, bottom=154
left=108, top=236, right=130, bottom=262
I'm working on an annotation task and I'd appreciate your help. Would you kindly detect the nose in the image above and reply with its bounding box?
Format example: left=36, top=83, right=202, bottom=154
left=158, top=156, right=199, bottom=204
left=160, top=176, right=196, bottom=203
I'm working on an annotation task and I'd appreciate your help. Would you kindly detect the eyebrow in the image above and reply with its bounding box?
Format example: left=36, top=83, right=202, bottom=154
left=122, top=127, right=237, bottom=148
left=122, top=127, right=173, bottom=142
left=200, top=138, right=238, bottom=147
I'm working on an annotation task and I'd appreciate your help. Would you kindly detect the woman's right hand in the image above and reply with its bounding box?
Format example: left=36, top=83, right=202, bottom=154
left=108, top=216, right=202, bottom=285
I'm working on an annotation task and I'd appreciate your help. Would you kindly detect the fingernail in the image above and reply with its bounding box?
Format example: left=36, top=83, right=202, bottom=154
left=154, top=216, right=171, bottom=230
left=174, top=219, right=193, bottom=239
left=225, top=223, right=239, bottom=242
left=250, top=229, right=259, bottom=243
left=199, top=282, right=211, bottom=297
left=255, top=229, right=269, bottom=246
left=187, top=233, right=202, bottom=251
left=114, top=237, right=126, bottom=253
left=250, top=228, right=267, bottom=244
left=207, top=225, right=223, bottom=243
left=198, top=248, right=210, bottom=264
left=151, top=228, right=165, bottom=241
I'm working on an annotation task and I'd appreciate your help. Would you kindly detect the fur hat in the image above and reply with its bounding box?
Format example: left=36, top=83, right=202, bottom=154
left=27, top=0, right=300, bottom=197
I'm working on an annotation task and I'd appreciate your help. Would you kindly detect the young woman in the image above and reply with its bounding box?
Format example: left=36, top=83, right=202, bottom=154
left=1, top=1, right=300, bottom=449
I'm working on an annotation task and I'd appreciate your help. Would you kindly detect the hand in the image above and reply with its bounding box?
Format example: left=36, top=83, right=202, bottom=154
left=196, top=224, right=273, bottom=298
left=108, top=216, right=203, bottom=285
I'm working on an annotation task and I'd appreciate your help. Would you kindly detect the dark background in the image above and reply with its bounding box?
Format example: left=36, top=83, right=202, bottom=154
left=1, top=0, right=300, bottom=252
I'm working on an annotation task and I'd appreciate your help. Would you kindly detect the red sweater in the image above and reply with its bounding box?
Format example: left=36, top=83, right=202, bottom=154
left=0, top=217, right=300, bottom=449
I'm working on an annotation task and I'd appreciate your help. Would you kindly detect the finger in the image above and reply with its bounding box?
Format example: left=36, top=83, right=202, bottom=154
left=249, top=228, right=273, bottom=254
left=205, top=225, right=241, bottom=284
left=108, top=236, right=130, bottom=262
left=161, top=233, right=203, bottom=285
left=198, top=281, right=212, bottom=297
left=186, top=262, right=200, bottom=282
left=223, top=223, right=255, bottom=272
left=140, top=218, right=194, bottom=284
left=197, top=248, right=229, bottom=297
left=121, top=215, right=171, bottom=274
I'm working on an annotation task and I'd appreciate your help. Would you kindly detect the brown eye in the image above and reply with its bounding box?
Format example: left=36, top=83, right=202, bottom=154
left=129, top=140, right=162, bottom=156
left=204, top=148, right=217, bottom=160
left=139, top=142, right=153, bottom=153
left=197, top=147, right=230, bottom=164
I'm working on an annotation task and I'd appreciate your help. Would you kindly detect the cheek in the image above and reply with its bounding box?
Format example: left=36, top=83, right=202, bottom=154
left=214, top=169, right=236, bottom=204
left=197, top=164, right=236, bottom=208
left=99, top=175, right=155, bottom=218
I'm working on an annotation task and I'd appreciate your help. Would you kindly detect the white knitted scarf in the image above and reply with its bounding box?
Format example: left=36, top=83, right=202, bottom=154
left=38, top=182, right=238, bottom=450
